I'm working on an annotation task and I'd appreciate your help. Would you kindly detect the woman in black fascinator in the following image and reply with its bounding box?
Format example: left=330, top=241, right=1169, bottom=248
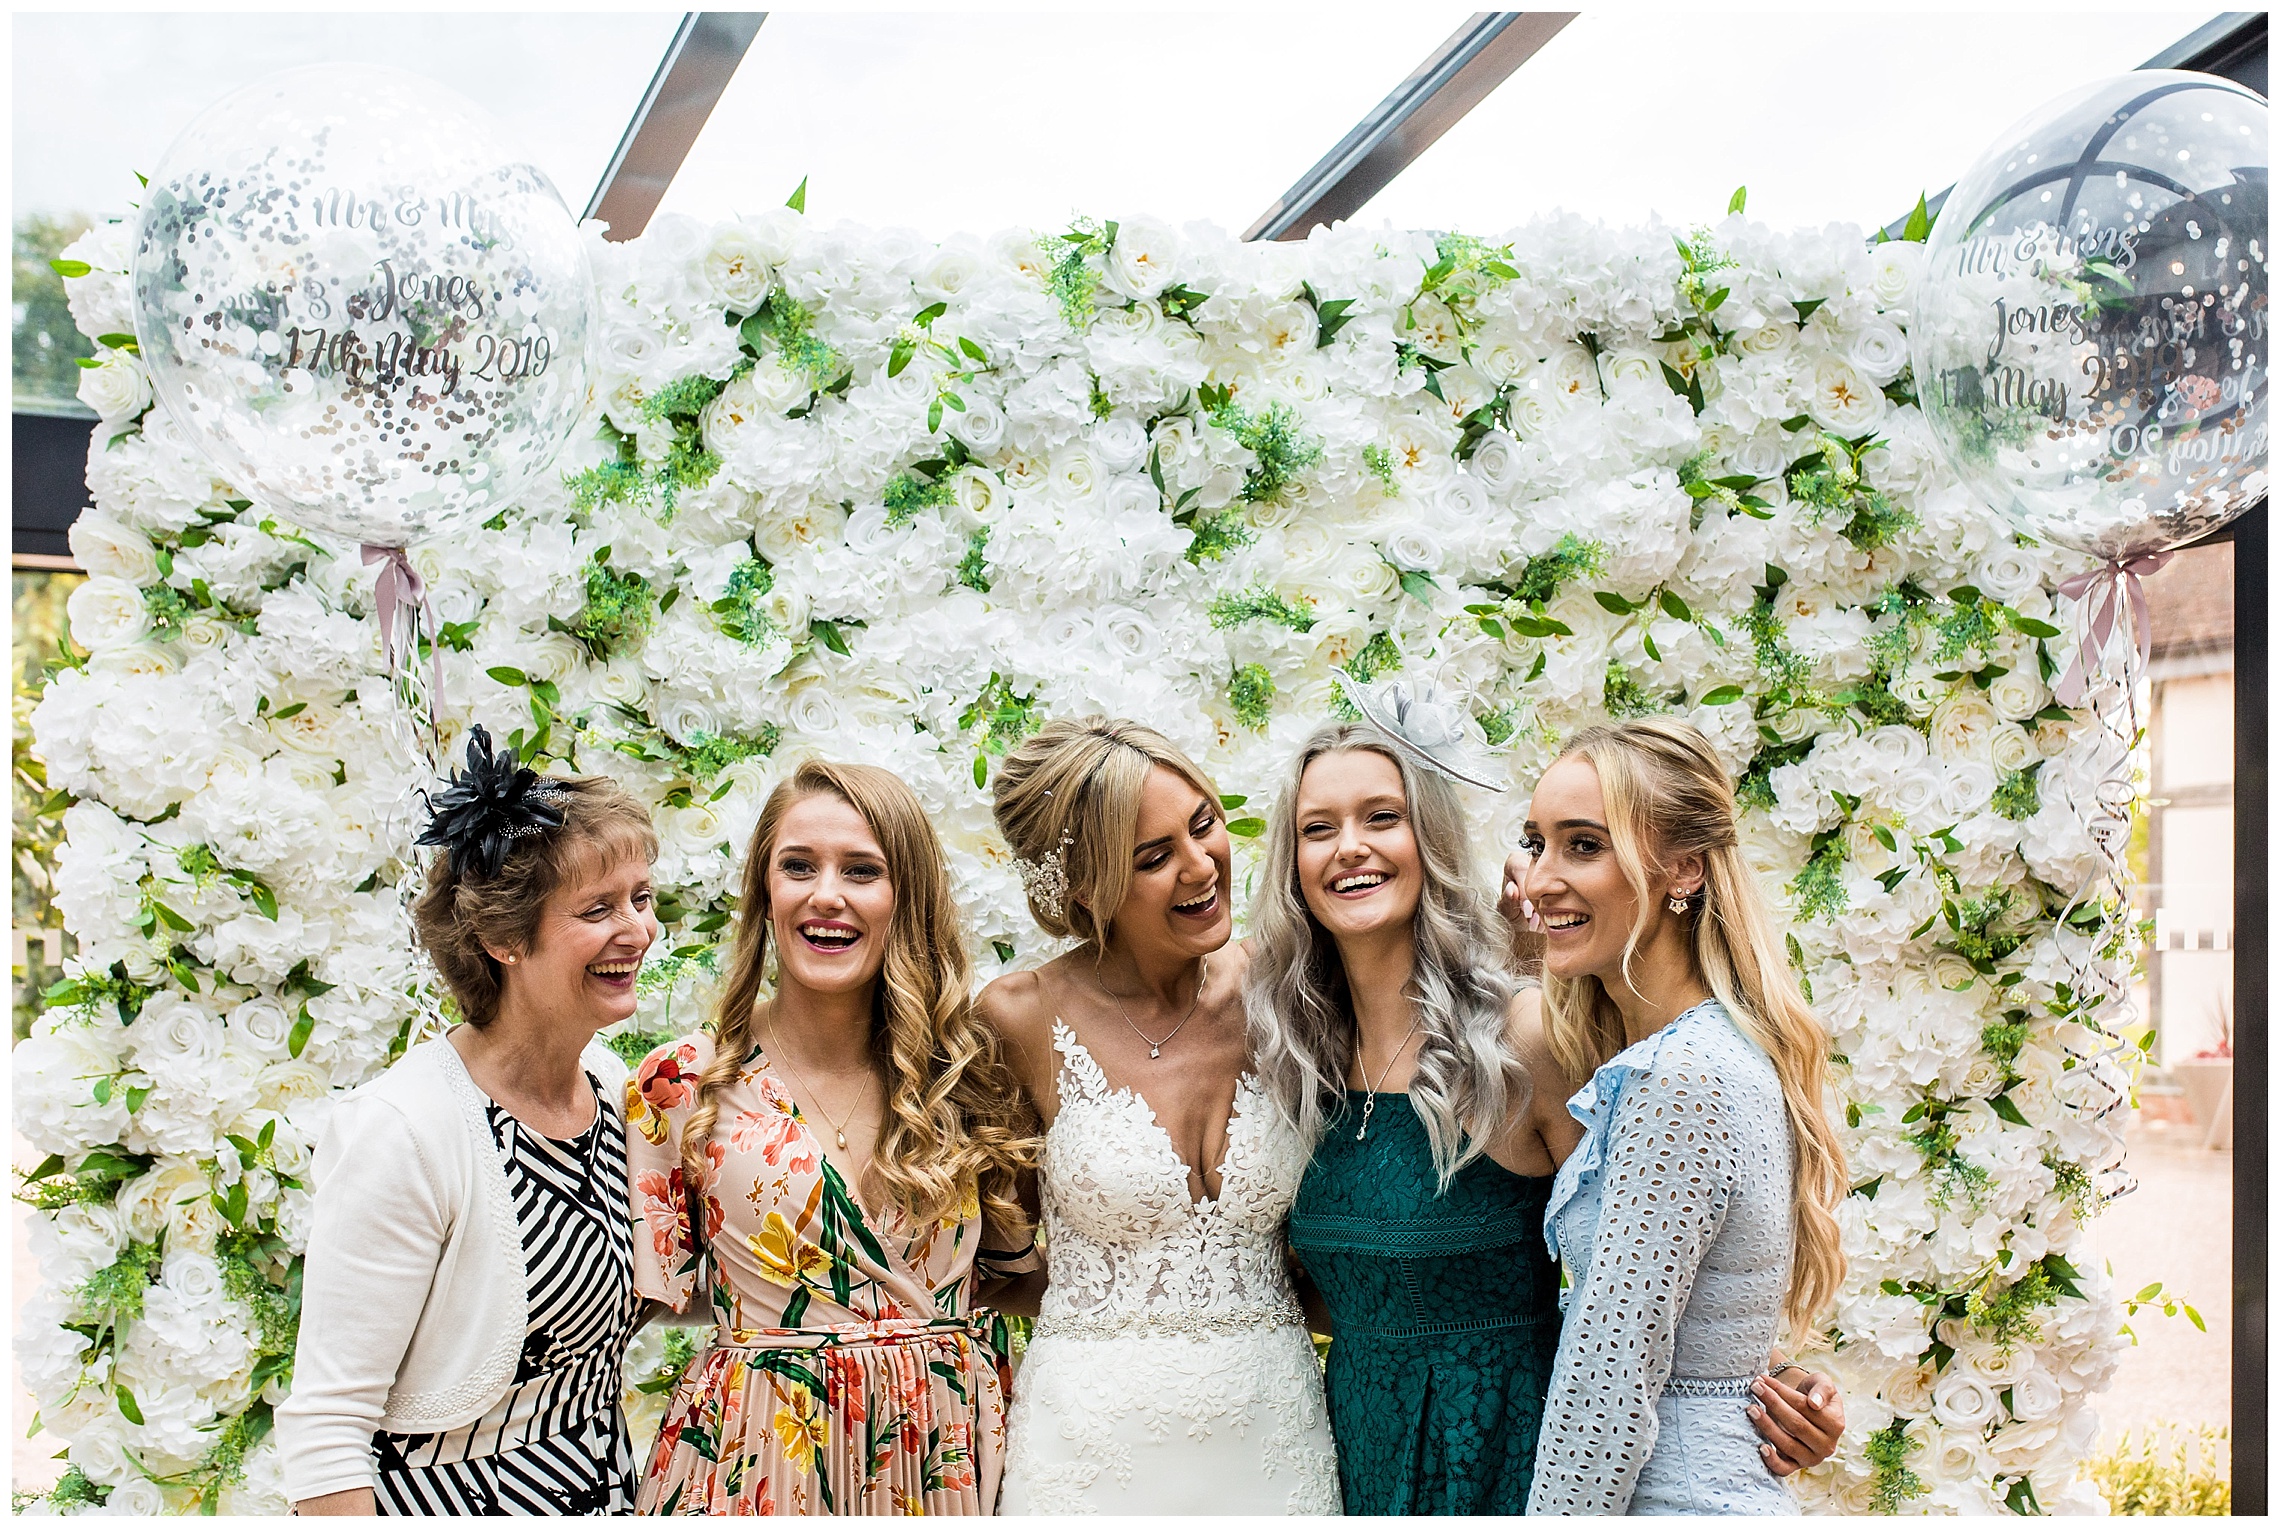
left=279, top=728, right=662, bottom=1516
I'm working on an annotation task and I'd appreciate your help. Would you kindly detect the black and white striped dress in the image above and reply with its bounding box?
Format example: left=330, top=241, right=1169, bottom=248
left=375, top=1075, right=639, bottom=1516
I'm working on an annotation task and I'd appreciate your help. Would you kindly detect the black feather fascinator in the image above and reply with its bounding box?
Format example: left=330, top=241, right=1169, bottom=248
left=416, top=725, right=570, bottom=880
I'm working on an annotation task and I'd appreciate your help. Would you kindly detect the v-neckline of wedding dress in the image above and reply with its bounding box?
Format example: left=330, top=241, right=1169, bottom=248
left=1049, top=1018, right=1257, bottom=1212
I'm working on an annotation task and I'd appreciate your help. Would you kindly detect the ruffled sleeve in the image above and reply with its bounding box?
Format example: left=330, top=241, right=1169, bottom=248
left=1528, top=1014, right=1742, bottom=1516
left=624, top=1035, right=713, bottom=1314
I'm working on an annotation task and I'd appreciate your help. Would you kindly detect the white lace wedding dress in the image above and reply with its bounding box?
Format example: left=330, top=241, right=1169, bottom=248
left=998, top=1022, right=1342, bottom=1515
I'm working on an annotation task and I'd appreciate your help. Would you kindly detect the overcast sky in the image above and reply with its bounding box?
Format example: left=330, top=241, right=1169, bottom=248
left=14, top=8, right=2226, bottom=243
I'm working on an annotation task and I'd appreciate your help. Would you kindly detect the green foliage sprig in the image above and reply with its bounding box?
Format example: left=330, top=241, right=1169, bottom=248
left=1865, top=1418, right=1931, bottom=1513
left=1199, top=384, right=1323, bottom=504
left=1227, top=663, right=1275, bottom=730
left=1209, top=586, right=1316, bottom=634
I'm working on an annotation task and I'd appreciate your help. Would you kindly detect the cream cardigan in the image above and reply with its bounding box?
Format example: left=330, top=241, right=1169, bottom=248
left=276, top=1033, right=630, bottom=1503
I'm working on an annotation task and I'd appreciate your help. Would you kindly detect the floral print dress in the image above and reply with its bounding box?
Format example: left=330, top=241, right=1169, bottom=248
left=625, top=1034, right=1011, bottom=1516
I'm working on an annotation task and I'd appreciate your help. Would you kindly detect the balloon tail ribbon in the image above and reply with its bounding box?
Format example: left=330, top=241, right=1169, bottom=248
left=363, top=544, right=443, bottom=744
left=2053, top=551, right=2173, bottom=706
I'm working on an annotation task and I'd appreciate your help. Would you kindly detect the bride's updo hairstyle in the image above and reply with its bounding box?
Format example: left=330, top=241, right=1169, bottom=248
left=1539, top=718, right=1846, bottom=1339
left=1246, top=722, right=1526, bottom=1188
left=991, top=717, right=1223, bottom=948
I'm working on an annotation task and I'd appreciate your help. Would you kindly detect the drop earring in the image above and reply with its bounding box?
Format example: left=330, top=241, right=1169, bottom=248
left=1666, top=893, right=1693, bottom=915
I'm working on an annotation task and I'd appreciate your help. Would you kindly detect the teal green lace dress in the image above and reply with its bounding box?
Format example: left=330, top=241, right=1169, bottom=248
left=1287, top=1091, right=1561, bottom=1515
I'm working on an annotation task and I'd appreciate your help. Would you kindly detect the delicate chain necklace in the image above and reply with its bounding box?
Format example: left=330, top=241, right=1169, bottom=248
left=1099, top=953, right=1209, bottom=1060
left=1354, top=1014, right=1423, bottom=1142
left=763, top=1020, right=871, bottom=1152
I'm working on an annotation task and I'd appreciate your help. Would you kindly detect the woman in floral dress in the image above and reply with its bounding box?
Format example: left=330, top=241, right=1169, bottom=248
left=626, top=760, right=1038, bottom=1516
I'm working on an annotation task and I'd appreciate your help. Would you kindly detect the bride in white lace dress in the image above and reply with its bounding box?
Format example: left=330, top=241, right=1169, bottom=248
left=976, top=718, right=1340, bottom=1515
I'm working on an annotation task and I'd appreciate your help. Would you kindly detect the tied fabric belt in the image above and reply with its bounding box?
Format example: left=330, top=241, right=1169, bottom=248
left=1663, top=1374, right=1762, bottom=1398
left=712, top=1314, right=994, bottom=1354
left=1034, top=1294, right=1306, bottom=1341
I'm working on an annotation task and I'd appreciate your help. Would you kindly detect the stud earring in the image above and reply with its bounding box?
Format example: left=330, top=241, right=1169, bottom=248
left=1666, top=894, right=1694, bottom=915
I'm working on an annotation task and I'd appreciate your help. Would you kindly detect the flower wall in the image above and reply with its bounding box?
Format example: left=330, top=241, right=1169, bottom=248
left=18, top=195, right=2139, bottom=1513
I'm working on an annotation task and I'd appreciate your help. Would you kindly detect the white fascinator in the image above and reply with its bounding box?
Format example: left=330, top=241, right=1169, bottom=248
left=1333, top=672, right=1507, bottom=792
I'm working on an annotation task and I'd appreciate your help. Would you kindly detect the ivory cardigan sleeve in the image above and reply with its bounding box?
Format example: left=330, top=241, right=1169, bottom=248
left=276, top=1094, right=450, bottom=1502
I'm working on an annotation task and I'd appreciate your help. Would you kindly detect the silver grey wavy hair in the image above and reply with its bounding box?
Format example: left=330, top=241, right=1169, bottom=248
left=1243, top=722, right=1528, bottom=1188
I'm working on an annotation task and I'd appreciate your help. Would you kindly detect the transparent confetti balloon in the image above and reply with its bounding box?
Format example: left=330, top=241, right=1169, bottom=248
left=132, top=64, right=594, bottom=547
left=1912, top=70, right=2268, bottom=560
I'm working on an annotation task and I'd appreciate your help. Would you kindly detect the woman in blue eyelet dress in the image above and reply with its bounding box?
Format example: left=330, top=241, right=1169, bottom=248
left=1516, top=720, right=1849, bottom=1517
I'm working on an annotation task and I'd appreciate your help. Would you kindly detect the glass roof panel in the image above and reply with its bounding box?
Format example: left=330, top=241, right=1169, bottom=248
left=652, top=9, right=1471, bottom=237
left=11, top=11, right=680, bottom=226
left=1365, top=10, right=2216, bottom=235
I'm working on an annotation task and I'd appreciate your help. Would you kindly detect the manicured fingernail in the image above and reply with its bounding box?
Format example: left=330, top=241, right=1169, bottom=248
left=1749, top=1405, right=1763, bottom=1418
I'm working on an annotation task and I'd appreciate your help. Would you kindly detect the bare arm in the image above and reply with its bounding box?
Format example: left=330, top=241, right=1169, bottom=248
left=295, top=1488, right=376, bottom=1515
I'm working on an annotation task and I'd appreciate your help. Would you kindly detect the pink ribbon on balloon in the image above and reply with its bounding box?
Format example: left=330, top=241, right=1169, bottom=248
left=362, top=543, right=443, bottom=722
left=2052, top=550, right=2174, bottom=706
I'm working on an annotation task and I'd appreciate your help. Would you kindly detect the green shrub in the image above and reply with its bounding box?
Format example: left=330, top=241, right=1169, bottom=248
left=2088, top=1425, right=2229, bottom=1515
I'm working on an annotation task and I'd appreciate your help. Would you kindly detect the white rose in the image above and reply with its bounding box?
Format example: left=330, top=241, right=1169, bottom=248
left=66, top=576, right=152, bottom=651
left=106, top=1479, right=172, bottom=1515
left=916, top=247, right=984, bottom=304
left=1868, top=240, right=1925, bottom=310
left=180, top=616, right=232, bottom=655
left=1095, top=605, right=1163, bottom=663
left=786, top=683, right=840, bottom=737
left=1930, top=1371, right=2000, bottom=1430
left=1987, top=667, right=2047, bottom=723
left=1811, top=356, right=1887, bottom=434
left=1930, top=693, right=1998, bottom=760
left=1105, top=217, right=1179, bottom=300
left=664, top=802, right=729, bottom=861
left=704, top=222, right=774, bottom=313
left=1382, top=524, right=1443, bottom=575
left=1404, top=296, right=1462, bottom=362
left=1327, top=545, right=1400, bottom=603
left=1988, top=721, right=2038, bottom=772
left=1048, top=446, right=1099, bottom=504
left=948, top=397, right=1007, bottom=453
left=951, top=466, right=1004, bottom=521
left=1974, top=545, right=2044, bottom=606
left=226, top=996, right=297, bottom=1059
left=1090, top=415, right=1149, bottom=474
left=1848, top=318, right=1909, bottom=384
left=66, top=514, right=159, bottom=584
left=76, top=351, right=153, bottom=422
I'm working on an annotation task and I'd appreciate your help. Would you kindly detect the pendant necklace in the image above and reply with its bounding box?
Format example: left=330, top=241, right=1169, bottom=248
left=764, top=1022, right=867, bottom=1151
left=1101, top=952, right=1209, bottom=1060
left=1355, top=1014, right=1423, bottom=1141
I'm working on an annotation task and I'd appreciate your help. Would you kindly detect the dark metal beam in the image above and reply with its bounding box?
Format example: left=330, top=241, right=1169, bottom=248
left=1243, top=12, right=1576, bottom=242
left=14, top=409, right=95, bottom=561
left=2232, top=499, right=2268, bottom=1516
left=584, top=12, right=766, bottom=242
left=1881, top=11, right=2267, bottom=240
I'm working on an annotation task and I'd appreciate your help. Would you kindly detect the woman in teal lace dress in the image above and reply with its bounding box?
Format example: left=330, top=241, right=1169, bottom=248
left=1249, top=682, right=1845, bottom=1514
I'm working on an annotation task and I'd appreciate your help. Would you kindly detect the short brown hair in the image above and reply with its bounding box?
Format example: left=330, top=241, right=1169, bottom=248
left=410, top=776, right=658, bottom=1027
left=991, top=716, right=1221, bottom=949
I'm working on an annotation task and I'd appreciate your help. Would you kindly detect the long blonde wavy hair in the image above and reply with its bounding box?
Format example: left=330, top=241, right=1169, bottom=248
left=1245, top=724, right=1527, bottom=1188
left=1538, top=719, right=1846, bottom=1340
left=681, top=760, right=1038, bottom=1230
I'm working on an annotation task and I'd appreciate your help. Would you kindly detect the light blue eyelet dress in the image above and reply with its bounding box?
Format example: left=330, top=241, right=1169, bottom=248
left=1527, top=1000, right=1799, bottom=1516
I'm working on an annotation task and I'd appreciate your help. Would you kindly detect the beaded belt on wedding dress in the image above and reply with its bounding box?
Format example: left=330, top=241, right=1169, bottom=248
left=1662, top=1374, right=1762, bottom=1397
left=1033, top=1293, right=1306, bottom=1341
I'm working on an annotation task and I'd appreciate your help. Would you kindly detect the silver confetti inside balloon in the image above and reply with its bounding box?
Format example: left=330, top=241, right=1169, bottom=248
left=132, top=64, right=594, bottom=547
left=1913, top=70, right=2268, bottom=561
